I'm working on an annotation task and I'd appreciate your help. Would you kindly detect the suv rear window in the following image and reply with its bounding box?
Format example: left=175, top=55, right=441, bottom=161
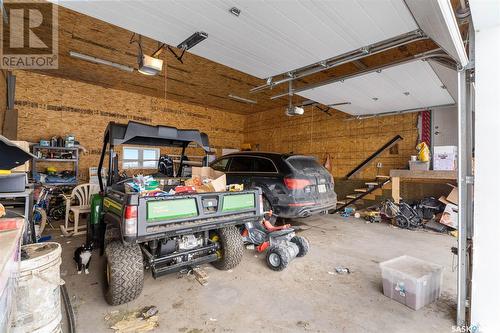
left=253, top=157, right=277, bottom=172
left=287, top=157, right=322, bottom=170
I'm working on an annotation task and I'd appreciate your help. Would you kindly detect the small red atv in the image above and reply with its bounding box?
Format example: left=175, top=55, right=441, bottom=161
left=242, top=211, right=310, bottom=271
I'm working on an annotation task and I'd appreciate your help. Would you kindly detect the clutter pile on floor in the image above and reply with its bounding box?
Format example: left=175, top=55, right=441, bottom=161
left=339, top=185, right=458, bottom=237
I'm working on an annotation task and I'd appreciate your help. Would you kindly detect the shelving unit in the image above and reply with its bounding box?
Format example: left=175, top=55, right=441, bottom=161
left=31, top=145, right=79, bottom=186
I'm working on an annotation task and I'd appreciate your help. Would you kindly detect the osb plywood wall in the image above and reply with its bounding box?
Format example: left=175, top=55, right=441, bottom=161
left=244, top=107, right=419, bottom=179
left=14, top=70, right=245, bottom=181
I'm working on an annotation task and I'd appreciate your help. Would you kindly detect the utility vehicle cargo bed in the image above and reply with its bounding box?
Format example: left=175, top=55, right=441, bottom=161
left=103, top=189, right=263, bottom=241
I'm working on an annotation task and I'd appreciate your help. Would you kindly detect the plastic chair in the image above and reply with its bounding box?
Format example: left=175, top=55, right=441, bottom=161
left=60, top=183, right=100, bottom=236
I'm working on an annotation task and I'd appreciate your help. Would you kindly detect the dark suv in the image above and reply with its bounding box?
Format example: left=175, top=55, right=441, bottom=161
left=210, top=152, right=337, bottom=218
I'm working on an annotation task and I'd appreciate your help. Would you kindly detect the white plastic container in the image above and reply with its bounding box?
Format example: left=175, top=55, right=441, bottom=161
left=379, top=255, right=443, bottom=310
left=11, top=242, right=62, bottom=333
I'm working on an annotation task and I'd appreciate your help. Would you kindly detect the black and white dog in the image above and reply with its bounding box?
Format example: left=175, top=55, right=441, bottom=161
left=73, top=243, right=93, bottom=275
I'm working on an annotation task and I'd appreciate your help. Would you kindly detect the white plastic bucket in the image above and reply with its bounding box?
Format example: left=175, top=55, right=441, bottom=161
left=11, top=242, right=62, bottom=333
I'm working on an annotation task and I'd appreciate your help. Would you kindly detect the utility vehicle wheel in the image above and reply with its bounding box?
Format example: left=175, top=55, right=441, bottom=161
left=291, top=236, right=310, bottom=257
left=104, top=225, right=120, bottom=248
left=211, top=226, right=244, bottom=270
left=263, top=196, right=272, bottom=213
left=104, top=241, right=144, bottom=305
left=266, top=245, right=290, bottom=271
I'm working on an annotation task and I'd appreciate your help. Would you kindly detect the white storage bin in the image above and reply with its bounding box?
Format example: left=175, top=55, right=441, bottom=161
left=379, top=255, right=443, bottom=310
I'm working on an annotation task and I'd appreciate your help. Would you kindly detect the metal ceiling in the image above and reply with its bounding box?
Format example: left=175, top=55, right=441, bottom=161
left=55, top=0, right=417, bottom=79
left=54, top=0, right=467, bottom=116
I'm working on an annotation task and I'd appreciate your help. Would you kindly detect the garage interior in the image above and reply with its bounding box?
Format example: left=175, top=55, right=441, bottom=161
left=1, top=0, right=497, bottom=332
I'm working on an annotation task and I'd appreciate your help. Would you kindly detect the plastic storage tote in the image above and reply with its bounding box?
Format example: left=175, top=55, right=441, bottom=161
left=379, top=255, right=443, bottom=310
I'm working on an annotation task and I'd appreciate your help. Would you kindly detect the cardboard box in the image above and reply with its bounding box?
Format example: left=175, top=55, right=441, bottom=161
left=433, top=146, right=457, bottom=171
left=10, top=141, right=30, bottom=173
left=191, top=167, right=226, bottom=192
left=438, top=185, right=458, bottom=206
left=446, top=186, right=458, bottom=205
left=439, top=203, right=458, bottom=229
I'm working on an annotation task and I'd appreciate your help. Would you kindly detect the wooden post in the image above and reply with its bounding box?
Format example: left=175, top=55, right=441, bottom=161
left=392, top=176, right=400, bottom=203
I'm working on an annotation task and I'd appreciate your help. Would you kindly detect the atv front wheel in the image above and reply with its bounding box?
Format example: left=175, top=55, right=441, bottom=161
left=104, top=241, right=144, bottom=305
left=266, top=245, right=290, bottom=271
left=211, top=226, right=244, bottom=270
left=291, top=236, right=309, bottom=257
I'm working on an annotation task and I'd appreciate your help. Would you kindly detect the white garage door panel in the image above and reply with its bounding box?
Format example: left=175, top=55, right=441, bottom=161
left=429, top=60, right=458, bottom=102
left=56, top=0, right=417, bottom=78
left=404, top=0, right=468, bottom=67
left=298, top=60, right=454, bottom=115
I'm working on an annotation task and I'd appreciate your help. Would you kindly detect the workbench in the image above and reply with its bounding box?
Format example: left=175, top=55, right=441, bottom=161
left=0, top=219, right=24, bottom=332
left=390, top=169, right=457, bottom=203
left=0, top=189, right=34, bottom=243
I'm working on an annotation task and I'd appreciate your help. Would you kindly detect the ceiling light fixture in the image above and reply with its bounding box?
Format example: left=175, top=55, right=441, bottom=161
left=177, top=32, right=208, bottom=50
left=328, top=102, right=351, bottom=107
left=228, top=94, right=257, bottom=104
left=69, top=51, right=134, bottom=72
left=163, top=31, right=208, bottom=64
left=229, top=7, right=241, bottom=17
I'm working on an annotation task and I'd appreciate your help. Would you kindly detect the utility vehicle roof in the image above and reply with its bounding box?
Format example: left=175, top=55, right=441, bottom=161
left=104, top=121, right=210, bottom=152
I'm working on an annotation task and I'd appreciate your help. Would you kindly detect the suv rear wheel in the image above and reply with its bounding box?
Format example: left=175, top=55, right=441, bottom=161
left=104, top=241, right=144, bottom=305
left=211, top=226, right=244, bottom=270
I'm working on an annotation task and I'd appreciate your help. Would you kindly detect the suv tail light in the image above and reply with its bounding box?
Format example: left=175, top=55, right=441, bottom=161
left=284, top=178, right=311, bottom=190
left=123, top=205, right=137, bottom=236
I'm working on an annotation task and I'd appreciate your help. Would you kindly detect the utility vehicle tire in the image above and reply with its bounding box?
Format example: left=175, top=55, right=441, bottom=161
left=212, top=226, right=244, bottom=270
left=291, top=236, right=310, bottom=257
left=104, top=241, right=144, bottom=305
left=262, top=196, right=272, bottom=213
left=266, top=245, right=290, bottom=271
left=104, top=226, right=120, bottom=248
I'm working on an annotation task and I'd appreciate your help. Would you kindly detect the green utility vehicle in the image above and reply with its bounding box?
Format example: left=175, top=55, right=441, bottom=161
left=91, top=121, right=263, bottom=305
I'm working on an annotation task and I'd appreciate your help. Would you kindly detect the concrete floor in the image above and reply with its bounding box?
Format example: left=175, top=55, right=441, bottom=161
left=54, top=214, right=457, bottom=333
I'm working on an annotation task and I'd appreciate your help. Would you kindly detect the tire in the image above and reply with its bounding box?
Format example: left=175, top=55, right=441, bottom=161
left=263, top=195, right=272, bottom=213
left=104, top=241, right=144, bottom=305
left=396, top=215, right=410, bottom=229
left=266, top=245, right=290, bottom=271
left=211, top=226, right=244, bottom=270
left=34, top=207, right=47, bottom=236
left=291, top=236, right=310, bottom=257
left=104, top=226, right=120, bottom=248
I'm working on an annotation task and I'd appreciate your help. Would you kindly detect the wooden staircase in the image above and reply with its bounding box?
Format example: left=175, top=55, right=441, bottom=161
left=333, top=135, right=403, bottom=213
left=334, top=175, right=392, bottom=213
